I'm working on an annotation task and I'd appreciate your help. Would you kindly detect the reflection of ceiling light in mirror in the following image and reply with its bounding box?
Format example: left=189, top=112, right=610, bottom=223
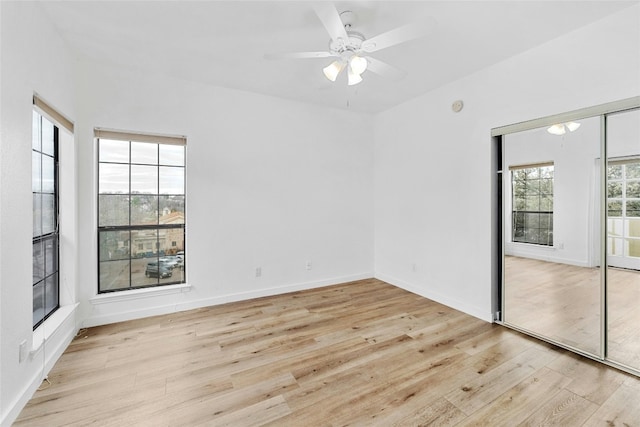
left=547, top=122, right=581, bottom=135
left=565, top=122, right=581, bottom=132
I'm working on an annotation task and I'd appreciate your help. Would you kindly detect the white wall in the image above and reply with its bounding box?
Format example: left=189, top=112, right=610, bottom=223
left=74, top=59, right=375, bottom=327
left=374, top=5, right=640, bottom=322
left=0, top=2, right=78, bottom=425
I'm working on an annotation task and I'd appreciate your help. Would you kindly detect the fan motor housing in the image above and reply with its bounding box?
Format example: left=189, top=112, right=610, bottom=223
left=329, top=31, right=364, bottom=55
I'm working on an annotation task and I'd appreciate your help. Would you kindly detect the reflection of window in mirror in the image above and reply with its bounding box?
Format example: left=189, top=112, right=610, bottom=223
left=510, top=163, right=554, bottom=246
left=607, top=158, right=640, bottom=260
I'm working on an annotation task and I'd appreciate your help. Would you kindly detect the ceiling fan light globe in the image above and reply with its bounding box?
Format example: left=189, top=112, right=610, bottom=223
left=547, top=124, right=566, bottom=135
left=566, top=122, right=581, bottom=132
left=349, top=56, right=368, bottom=75
left=323, top=61, right=344, bottom=82
left=347, top=66, right=363, bottom=85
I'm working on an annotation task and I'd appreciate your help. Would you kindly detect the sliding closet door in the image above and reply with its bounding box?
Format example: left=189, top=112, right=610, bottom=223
left=503, top=116, right=602, bottom=357
left=606, top=108, right=640, bottom=370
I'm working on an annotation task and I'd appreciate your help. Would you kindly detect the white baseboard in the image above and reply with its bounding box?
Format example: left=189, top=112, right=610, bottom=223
left=82, top=272, right=373, bottom=328
left=374, top=272, right=494, bottom=323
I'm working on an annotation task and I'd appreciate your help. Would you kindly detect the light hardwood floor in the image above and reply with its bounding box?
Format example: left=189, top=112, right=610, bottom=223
left=15, top=279, right=640, bottom=426
left=505, top=255, right=640, bottom=369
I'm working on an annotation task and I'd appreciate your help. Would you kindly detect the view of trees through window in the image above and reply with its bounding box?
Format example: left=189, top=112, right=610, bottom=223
left=511, top=164, right=554, bottom=246
left=98, top=137, right=186, bottom=292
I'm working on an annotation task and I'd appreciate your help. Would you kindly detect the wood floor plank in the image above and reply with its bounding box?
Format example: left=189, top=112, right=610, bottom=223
left=14, top=279, right=639, bottom=426
left=517, top=389, right=599, bottom=426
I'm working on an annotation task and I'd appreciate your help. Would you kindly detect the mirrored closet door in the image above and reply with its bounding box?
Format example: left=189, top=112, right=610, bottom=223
left=497, top=98, right=640, bottom=376
left=606, top=108, right=640, bottom=371
left=503, top=116, right=602, bottom=357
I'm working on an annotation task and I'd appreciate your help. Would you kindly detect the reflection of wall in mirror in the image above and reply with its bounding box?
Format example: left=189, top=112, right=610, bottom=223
left=504, top=117, right=601, bottom=268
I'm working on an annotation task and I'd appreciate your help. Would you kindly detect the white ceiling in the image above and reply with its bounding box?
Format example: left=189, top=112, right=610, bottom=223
left=39, top=1, right=637, bottom=114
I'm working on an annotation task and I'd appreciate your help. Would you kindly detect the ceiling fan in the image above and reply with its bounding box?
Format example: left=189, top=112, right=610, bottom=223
left=265, top=3, right=435, bottom=86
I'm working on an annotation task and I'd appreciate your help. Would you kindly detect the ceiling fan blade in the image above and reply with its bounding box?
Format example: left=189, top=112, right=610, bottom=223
left=264, top=51, right=335, bottom=60
left=312, top=2, right=349, bottom=43
left=361, top=20, right=435, bottom=53
left=365, top=57, right=407, bottom=80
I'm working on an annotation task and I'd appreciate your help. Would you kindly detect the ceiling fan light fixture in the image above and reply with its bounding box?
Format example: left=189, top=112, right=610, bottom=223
left=323, top=60, right=345, bottom=82
left=566, top=121, right=581, bottom=132
left=547, top=124, right=566, bottom=135
left=349, top=55, right=367, bottom=75
left=347, top=65, right=363, bottom=85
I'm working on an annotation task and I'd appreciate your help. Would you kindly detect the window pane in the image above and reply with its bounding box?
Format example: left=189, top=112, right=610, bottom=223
left=525, top=212, right=540, bottom=228
left=41, top=117, right=54, bottom=156
left=42, top=155, right=55, bottom=193
left=45, top=275, right=59, bottom=316
left=99, top=163, right=129, bottom=194
left=525, top=168, right=539, bottom=179
left=540, top=195, right=553, bottom=211
left=159, top=145, right=185, bottom=166
left=131, top=142, right=158, bottom=165
left=132, top=256, right=160, bottom=287
left=609, top=218, right=624, bottom=236
left=33, top=281, right=45, bottom=327
left=33, top=241, right=45, bottom=284
left=99, top=139, right=129, bottom=163
left=626, top=181, right=640, bottom=198
left=131, top=165, right=157, bottom=194
left=539, top=166, right=553, bottom=179
left=160, top=196, right=185, bottom=224
left=627, top=219, right=640, bottom=238
left=99, top=230, right=130, bottom=261
left=33, top=193, right=42, bottom=237
left=32, top=111, right=41, bottom=151
left=131, top=195, right=158, bottom=225
left=99, top=259, right=131, bottom=292
left=131, top=229, right=158, bottom=258
left=539, top=179, right=553, bottom=195
left=99, top=195, right=130, bottom=227
left=627, top=200, right=640, bottom=217
left=159, top=166, right=184, bottom=195
left=608, top=181, right=623, bottom=198
left=42, top=194, right=55, bottom=235
left=626, top=163, right=640, bottom=179
left=525, top=180, right=539, bottom=195
left=628, top=239, right=640, bottom=257
left=608, top=200, right=623, bottom=217
left=525, top=196, right=539, bottom=211
left=609, top=237, right=623, bottom=256
left=32, top=152, right=41, bottom=192
left=608, top=165, right=623, bottom=180
left=44, top=237, right=58, bottom=277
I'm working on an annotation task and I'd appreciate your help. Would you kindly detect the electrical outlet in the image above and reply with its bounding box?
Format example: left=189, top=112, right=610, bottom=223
left=306, top=260, right=312, bottom=270
left=412, top=263, right=417, bottom=272
left=255, top=267, right=262, bottom=278
left=19, top=340, right=28, bottom=363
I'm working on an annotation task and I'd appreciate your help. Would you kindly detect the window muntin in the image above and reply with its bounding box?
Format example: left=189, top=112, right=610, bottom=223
left=32, top=111, right=60, bottom=328
left=511, top=163, right=554, bottom=246
left=97, top=135, right=186, bottom=293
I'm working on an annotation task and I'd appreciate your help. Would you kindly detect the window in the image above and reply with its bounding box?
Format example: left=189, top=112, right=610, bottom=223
left=97, top=130, right=186, bottom=293
left=511, top=163, right=554, bottom=246
left=32, top=110, right=59, bottom=328
left=608, top=159, right=640, bottom=258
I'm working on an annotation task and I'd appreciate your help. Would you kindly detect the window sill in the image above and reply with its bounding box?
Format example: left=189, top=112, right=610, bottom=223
left=32, top=303, right=79, bottom=353
left=90, top=283, right=191, bottom=305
